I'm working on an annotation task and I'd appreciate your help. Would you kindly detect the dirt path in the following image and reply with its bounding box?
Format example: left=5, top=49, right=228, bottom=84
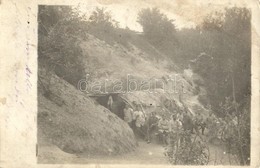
left=38, top=137, right=238, bottom=165
left=38, top=139, right=169, bottom=164
left=77, top=140, right=169, bottom=164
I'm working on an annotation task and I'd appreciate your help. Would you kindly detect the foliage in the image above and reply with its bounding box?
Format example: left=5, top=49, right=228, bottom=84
left=201, top=11, right=224, bottom=31
left=162, top=7, right=250, bottom=165
left=197, top=7, right=251, bottom=114
left=196, top=8, right=251, bottom=165
left=89, top=7, right=118, bottom=29
left=38, top=6, right=88, bottom=87
left=137, top=8, right=176, bottom=47
left=172, top=28, right=202, bottom=68
left=166, top=131, right=210, bottom=165
left=86, top=7, right=133, bottom=47
left=219, top=96, right=250, bottom=165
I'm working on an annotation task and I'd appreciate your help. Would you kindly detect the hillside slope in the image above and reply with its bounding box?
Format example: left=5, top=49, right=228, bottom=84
left=81, top=34, right=172, bottom=81
left=80, top=33, right=208, bottom=116
left=38, top=67, right=137, bottom=155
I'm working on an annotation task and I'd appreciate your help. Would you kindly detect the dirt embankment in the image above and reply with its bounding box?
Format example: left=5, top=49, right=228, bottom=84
left=38, top=67, right=137, bottom=155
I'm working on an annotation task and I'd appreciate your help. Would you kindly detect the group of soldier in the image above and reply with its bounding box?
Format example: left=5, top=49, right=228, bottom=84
left=122, top=102, right=213, bottom=148
left=106, top=94, right=241, bottom=162
left=103, top=93, right=223, bottom=160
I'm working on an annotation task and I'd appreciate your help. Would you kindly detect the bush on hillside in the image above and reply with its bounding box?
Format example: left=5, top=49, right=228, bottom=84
left=38, top=6, right=87, bottom=87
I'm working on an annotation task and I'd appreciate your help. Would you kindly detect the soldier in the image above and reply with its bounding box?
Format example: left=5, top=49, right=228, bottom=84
left=107, top=95, right=113, bottom=111
left=206, top=112, right=216, bottom=136
left=123, top=104, right=134, bottom=128
left=182, top=110, right=193, bottom=133
left=145, top=111, right=159, bottom=143
left=133, top=106, right=146, bottom=139
left=158, top=114, right=169, bottom=146
left=194, top=112, right=206, bottom=135
left=167, top=114, right=182, bottom=157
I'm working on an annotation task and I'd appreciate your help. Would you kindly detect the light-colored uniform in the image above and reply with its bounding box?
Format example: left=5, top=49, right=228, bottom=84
left=133, top=111, right=145, bottom=127
left=168, top=119, right=182, bottom=156
left=107, top=96, right=113, bottom=110
left=124, top=107, right=133, bottom=123
left=169, top=119, right=182, bottom=134
left=158, top=118, right=169, bottom=132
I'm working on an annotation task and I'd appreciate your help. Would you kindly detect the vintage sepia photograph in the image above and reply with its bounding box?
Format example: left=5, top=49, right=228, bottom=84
left=37, top=2, right=251, bottom=165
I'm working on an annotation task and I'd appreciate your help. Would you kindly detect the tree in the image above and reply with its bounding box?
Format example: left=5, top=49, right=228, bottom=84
left=89, top=7, right=118, bottom=29
left=137, top=8, right=176, bottom=46
left=87, top=7, right=121, bottom=45
left=198, top=7, right=251, bottom=114
left=201, top=11, right=224, bottom=31
left=38, top=6, right=87, bottom=87
left=195, top=7, right=251, bottom=165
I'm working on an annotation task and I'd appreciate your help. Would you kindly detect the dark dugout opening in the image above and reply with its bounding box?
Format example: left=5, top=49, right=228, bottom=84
left=90, top=93, right=126, bottom=120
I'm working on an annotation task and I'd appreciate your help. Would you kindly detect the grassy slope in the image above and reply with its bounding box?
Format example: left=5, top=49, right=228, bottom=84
left=38, top=67, right=137, bottom=156
left=80, top=32, right=208, bottom=116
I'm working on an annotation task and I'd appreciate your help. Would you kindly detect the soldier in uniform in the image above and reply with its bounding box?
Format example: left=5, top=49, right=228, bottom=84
left=167, top=114, right=182, bottom=158
left=158, top=114, right=169, bottom=146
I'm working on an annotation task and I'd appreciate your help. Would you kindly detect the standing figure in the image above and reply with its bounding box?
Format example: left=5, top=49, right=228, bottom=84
left=145, top=111, right=159, bottom=143
left=124, top=104, right=134, bottom=128
left=158, top=114, right=169, bottom=146
left=206, top=112, right=215, bottom=137
left=194, top=112, right=206, bottom=135
left=182, top=110, right=193, bottom=133
left=107, top=95, right=113, bottom=111
left=133, top=106, right=146, bottom=139
left=167, top=114, right=182, bottom=159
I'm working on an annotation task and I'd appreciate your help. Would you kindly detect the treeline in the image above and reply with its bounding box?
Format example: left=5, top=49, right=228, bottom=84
left=137, top=7, right=250, bottom=165
left=137, top=7, right=250, bottom=112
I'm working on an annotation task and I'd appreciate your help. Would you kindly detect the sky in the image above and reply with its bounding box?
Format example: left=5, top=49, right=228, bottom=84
left=75, top=0, right=249, bottom=32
